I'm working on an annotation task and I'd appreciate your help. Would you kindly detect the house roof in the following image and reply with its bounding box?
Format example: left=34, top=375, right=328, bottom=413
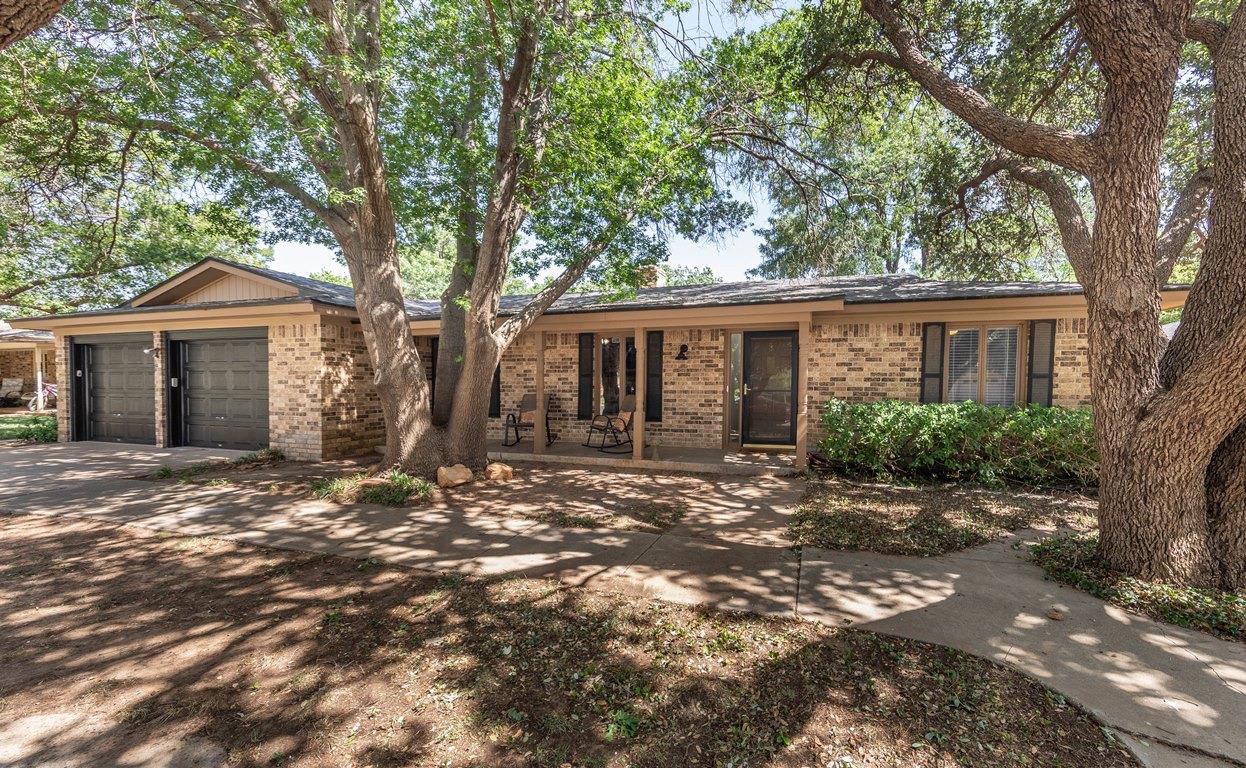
left=0, top=323, right=53, bottom=344
left=20, top=256, right=1187, bottom=326
left=466, top=273, right=1092, bottom=321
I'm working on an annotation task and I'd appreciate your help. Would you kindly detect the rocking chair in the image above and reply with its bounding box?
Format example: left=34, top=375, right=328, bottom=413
left=583, top=394, right=635, bottom=454
left=503, top=393, right=556, bottom=447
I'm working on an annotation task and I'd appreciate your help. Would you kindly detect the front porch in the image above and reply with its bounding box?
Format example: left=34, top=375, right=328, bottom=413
left=468, top=316, right=815, bottom=478
left=487, top=438, right=799, bottom=477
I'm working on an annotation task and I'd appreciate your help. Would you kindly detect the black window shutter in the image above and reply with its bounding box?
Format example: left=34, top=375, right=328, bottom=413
left=428, top=337, right=438, bottom=407
left=577, top=333, right=594, bottom=419
left=489, top=364, right=501, bottom=418
left=1026, top=320, right=1057, bottom=406
left=920, top=323, right=946, bottom=403
left=646, top=330, right=663, bottom=422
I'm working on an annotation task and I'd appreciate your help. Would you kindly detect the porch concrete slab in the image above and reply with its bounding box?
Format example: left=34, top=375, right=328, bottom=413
left=798, top=539, right=1246, bottom=764
left=621, top=534, right=799, bottom=616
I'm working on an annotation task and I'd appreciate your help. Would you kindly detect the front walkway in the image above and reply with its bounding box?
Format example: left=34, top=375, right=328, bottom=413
left=3, top=442, right=1243, bottom=767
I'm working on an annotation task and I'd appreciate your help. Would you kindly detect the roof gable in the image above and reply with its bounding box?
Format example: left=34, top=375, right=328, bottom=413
left=129, top=260, right=299, bottom=307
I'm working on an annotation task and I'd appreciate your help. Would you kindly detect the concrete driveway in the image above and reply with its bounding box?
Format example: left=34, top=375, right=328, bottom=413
left=2, top=441, right=1243, bottom=767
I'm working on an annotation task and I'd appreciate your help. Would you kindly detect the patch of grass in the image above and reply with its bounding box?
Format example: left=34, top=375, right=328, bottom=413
left=310, top=469, right=434, bottom=506
left=1031, top=533, right=1246, bottom=642
left=0, top=413, right=56, bottom=442
left=790, top=477, right=1097, bottom=556
left=152, top=447, right=288, bottom=483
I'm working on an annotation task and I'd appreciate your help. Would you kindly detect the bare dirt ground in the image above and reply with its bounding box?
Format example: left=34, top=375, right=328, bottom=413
left=791, top=477, right=1099, bottom=556
left=0, top=513, right=1135, bottom=767
left=142, top=458, right=780, bottom=536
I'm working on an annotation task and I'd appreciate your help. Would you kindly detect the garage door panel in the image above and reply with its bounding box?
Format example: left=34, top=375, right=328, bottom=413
left=182, top=338, right=268, bottom=451
left=86, top=342, right=155, bottom=445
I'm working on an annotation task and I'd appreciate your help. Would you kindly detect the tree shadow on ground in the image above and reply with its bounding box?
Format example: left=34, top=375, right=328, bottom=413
left=0, top=513, right=1130, bottom=767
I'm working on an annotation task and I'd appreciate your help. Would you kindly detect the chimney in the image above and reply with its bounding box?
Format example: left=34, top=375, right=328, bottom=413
left=638, top=265, right=666, bottom=289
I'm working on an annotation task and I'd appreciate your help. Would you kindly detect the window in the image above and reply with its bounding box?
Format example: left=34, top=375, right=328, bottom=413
left=943, top=324, right=1021, bottom=406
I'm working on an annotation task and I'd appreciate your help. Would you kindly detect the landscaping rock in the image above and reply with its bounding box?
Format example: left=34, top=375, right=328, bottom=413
left=484, top=462, right=514, bottom=482
left=437, top=464, right=473, bottom=489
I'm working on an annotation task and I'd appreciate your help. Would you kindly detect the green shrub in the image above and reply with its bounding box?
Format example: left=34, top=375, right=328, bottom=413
left=817, top=399, right=1097, bottom=488
left=13, top=417, right=57, bottom=443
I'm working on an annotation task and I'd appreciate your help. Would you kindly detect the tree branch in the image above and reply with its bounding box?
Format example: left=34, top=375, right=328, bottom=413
left=75, top=109, right=348, bottom=231
left=950, top=155, right=1094, bottom=283
left=856, top=0, right=1097, bottom=174
left=1188, top=16, right=1228, bottom=56
left=1156, top=167, right=1213, bottom=284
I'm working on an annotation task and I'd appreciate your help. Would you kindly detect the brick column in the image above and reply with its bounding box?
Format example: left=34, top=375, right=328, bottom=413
left=152, top=331, right=167, bottom=447
left=55, top=335, right=72, bottom=443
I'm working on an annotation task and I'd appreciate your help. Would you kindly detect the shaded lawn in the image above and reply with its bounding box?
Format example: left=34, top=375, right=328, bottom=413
left=1032, top=534, right=1246, bottom=643
left=0, top=413, right=54, bottom=441
left=791, top=477, right=1098, bottom=556
left=0, top=514, right=1133, bottom=768
left=143, top=459, right=698, bottom=534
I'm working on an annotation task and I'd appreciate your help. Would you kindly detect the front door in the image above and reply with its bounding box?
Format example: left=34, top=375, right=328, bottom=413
left=741, top=330, right=797, bottom=446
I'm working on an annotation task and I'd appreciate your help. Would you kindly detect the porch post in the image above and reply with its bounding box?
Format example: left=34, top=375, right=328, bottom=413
left=633, top=327, right=646, bottom=461
left=34, top=347, right=45, bottom=411
left=795, top=319, right=811, bottom=469
left=534, top=330, right=547, bottom=455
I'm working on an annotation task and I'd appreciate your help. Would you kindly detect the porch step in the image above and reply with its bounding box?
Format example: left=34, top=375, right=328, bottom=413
left=486, top=449, right=801, bottom=477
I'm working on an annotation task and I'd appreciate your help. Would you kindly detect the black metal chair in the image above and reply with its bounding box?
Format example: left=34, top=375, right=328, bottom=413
left=503, top=393, right=556, bottom=447
left=583, top=394, right=635, bottom=454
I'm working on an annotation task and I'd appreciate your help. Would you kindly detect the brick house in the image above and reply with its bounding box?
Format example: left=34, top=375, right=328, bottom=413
left=0, top=323, right=56, bottom=408
left=21, top=257, right=1187, bottom=471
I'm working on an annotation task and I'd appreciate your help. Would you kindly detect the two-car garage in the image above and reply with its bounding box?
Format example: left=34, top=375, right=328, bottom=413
left=70, top=329, right=270, bottom=451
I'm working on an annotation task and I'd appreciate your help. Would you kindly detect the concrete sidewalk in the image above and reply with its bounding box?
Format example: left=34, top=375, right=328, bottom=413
left=3, top=442, right=1243, bottom=766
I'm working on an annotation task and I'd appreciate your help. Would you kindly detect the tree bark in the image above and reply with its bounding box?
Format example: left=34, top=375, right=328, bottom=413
left=443, top=312, right=501, bottom=468
left=1160, top=1, right=1246, bottom=590
left=0, top=0, right=63, bottom=49
left=338, top=216, right=437, bottom=472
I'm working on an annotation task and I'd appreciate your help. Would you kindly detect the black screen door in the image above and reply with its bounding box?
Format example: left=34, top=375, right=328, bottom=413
left=741, top=330, right=797, bottom=446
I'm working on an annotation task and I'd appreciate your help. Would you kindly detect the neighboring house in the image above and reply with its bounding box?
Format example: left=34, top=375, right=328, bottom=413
left=0, top=322, right=56, bottom=406
left=21, top=257, right=1188, bottom=469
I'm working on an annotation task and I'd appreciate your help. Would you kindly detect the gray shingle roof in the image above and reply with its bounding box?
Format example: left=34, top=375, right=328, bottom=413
left=29, top=257, right=1145, bottom=325
left=450, top=273, right=1090, bottom=321
left=0, top=327, right=53, bottom=344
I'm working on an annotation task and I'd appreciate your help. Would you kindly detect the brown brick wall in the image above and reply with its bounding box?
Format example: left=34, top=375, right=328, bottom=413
left=55, top=336, right=71, bottom=442
left=152, top=332, right=167, bottom=447
left=0, top=349, right=58, bottom=387
left=647, top=328, right=725, bottom=448
left=267, top=320, right=325, bottom=461
left=806, top=320, right=924, bottom=444
left=0, top=350, right=31, bottom=382
left=1052, top=317, right=1092, bottom=408
left=320, top=320, right=386, bottom=459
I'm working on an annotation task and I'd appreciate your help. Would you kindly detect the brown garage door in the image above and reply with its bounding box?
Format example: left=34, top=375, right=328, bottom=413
left=84, top=342, right=156, bottom=444
left=180, top=337, right=269, bottom=451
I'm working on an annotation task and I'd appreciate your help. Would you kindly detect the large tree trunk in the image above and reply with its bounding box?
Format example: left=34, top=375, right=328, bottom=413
left=1158, top=2, right=1246, bottom=590
left=433, top=245, right=471, bottom=425
left=338, top=215, right=436, bottom=472
left=443, top=313, right=501, bottom=468
left=0, top=0, right=64, bottom=49
left=1075, top=0, right=1222, bottom=583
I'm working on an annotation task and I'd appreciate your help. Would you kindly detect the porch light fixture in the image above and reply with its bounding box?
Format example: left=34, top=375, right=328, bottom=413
left=674, top=343, right=689, bottom=360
